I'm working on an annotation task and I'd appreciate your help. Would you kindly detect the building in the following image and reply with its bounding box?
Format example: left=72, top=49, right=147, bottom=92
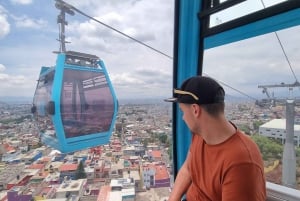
left=25, top=167, right=44, bottom=186
left=32, top=184, right=57, bottom=200
left=46, top=161, right=63, bottom=174
left=93, top=159, right=106, bottom=179
left=148, top=150, right=162, bottom=162
left=123, top=146, right=136, bottom=156
left=259, top=119, right=300, bottom=146
left=59, top=163, right=78, bottom=182
left=142, top=163, right=170, bottom=189
left=44, top=172, right=60, bottom=185
left=84, top=165, right=95, bottom=182
left=0, top=164, right=25, bottom=190
left=1, top=150, right=20, bottom=163
left=153, top=164, right=170, bottom=188
left=110, top=159, right=124, bottom=179
left=146, top=145, right=160, bottom=151
left=6, top=188, right=32, bottom=201
left=56, top=178, right=87, bottom=200
left=123, top=170, right=142, bottom=191
left=21, top=150, right=43, bottom=165
left=0, top=190, right=7, bottom=201
left=96, top=178, right=136, bottom=201
left=97, top=185, right=111, bottom=201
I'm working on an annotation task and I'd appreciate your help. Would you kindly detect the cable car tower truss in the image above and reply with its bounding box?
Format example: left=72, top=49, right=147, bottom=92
left=257, top=81, right=300, bottom=188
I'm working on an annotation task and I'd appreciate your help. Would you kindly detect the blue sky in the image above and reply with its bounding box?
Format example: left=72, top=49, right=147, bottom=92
left=0, top=0, right=299, bottom=101
left=0, top=0, right=174, bottom=100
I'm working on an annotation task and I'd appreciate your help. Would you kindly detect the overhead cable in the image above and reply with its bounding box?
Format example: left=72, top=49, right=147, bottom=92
left=260, top=0, right=298, bottom=82
left=58, top=0, right=259, bottom=102
left=203, top=73, right=258, bottom=101
left=57, top=0, right=173, bottom=60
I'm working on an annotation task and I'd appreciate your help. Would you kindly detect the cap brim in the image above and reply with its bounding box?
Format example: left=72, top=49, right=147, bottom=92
left=164, top=97, right=178, bottom=102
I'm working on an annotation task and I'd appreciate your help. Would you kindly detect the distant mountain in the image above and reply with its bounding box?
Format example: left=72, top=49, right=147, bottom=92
left=0, top=96, right=32, bottom=104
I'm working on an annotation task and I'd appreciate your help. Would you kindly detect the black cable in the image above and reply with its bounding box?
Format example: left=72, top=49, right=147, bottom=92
left=57, top=0, right=259, bottom=102
left=274, top=32, right=298, bottom=82
left=260, top=0, right=298, bottom=82
left=202, top=73, right=258, bottom=101
left=58, top=0, right=173, bottom=60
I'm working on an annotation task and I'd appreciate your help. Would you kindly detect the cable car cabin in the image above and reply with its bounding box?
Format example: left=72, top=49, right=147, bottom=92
left=32, top=51, right=118, bottom=153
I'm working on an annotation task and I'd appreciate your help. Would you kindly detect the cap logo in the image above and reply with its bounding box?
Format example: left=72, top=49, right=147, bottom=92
left=174, top=89, right=199, bottom=101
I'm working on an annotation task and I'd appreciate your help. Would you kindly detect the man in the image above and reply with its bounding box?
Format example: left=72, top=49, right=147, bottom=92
left=165, top=76, right=266, bottom=201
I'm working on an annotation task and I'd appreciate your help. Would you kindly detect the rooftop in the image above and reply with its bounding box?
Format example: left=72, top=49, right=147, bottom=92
left=261, top=119, right=300, bottom=130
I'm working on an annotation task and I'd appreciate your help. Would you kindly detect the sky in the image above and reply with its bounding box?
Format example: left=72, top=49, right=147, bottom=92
left=0, top=0, right=299, bottom=102
left=0, top=0, right=174, bottom=101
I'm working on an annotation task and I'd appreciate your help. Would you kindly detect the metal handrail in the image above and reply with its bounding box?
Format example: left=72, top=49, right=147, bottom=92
left=266, top=182, right=300, bottom=201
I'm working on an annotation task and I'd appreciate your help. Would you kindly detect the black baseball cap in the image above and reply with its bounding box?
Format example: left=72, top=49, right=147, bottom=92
left=164, top=76, right=225, bottom=104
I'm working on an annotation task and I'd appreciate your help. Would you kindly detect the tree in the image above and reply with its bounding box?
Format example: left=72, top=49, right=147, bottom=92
left=253, top=120, right=264, bottom=131
left=75, top=161, right=87, bottom=180
left=251, top=135, right=283, bottom=160
left=142, top=138, right=149, bottom=148
left=239, top=124, right=251, bottom=135
left=167, top=143, right=173, bottom=161
left=158, top=134, right=168, bottom=144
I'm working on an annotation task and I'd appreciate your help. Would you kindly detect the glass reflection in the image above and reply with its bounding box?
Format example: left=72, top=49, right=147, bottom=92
left=61, top=69, right=115, bottom=138
left=32, top=70, right=56, bottom=139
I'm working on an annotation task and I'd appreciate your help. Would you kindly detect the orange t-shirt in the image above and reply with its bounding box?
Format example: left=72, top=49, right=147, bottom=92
left=186, top=129, right=266, bottom=201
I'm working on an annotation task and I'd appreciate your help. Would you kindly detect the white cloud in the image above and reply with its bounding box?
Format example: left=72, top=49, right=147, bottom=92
left=0, top=42, right=57, bottom=97
left=0, top=73, right=34, bottom=95
left=0, top=64, right=6, bottom=71
left=101, top=12, right=123, bottom=25
left=112, top=73, right=144, bottom=86
left=65, top=0, right=173, bottom=52
left=203, top=26, right=300, bottom=98
left=13, top=15, right=47, bottom=29
left=10, top=0, right=33, bottom=5
left=61, top=0, right=174, bottom=97
left=0, top=6, right=10, bottom=39
left=110, top=65, right=172, bottom=99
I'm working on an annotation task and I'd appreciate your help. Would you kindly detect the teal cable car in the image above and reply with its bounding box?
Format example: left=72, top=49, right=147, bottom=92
left=31, top=1, right=118, bottom=153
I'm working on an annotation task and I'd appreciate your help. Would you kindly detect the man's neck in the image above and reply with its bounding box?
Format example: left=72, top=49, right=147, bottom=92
left=201, top=118, right=236, bottom=145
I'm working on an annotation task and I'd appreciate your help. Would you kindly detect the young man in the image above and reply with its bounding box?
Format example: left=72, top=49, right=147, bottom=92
left=165, top=76, right=266, bottom=201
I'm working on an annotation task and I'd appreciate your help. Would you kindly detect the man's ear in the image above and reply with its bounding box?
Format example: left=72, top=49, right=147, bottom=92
left=191, top=104, right=201, bottom=117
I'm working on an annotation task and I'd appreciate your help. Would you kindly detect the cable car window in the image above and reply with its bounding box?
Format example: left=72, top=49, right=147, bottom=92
left=202, top=24, right=300, bottom=188
left=209, top=0, right=287, bottom=27
left=33, top=70, right=57, bottom=139
left=61, top=69, right=115, bottom=138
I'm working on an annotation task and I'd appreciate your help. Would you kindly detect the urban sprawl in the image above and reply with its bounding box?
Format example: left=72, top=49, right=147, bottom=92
left=0, top=100, right=300, bottom=201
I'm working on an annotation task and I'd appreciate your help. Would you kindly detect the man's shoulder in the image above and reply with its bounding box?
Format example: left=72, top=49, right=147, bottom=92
left=236, top=130, right=259, bottom=148
left=228, top=130, right=264, bottom=165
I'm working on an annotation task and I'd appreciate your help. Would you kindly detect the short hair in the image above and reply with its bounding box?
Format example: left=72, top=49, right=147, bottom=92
left=201, top=102, right=225, bottom=117
left=200, top=88, right=225, bottom=117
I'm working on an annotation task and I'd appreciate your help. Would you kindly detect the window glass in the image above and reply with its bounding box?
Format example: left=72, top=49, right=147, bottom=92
left=61, top=69, right=115, bottom=138
left=210, top=0, right=288, bottom=27
left=203, top=25, right=300, bottom=189
left=32, top=70, right=56, bottom=139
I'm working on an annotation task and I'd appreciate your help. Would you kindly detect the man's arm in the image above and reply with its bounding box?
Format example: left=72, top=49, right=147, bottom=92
left=168, top=152, right=192, bottom=201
